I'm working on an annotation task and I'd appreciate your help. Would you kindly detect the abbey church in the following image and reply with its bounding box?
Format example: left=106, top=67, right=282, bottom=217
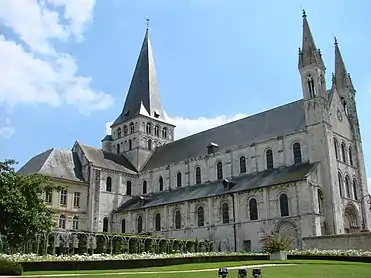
left=19, top=12, right=369, bottom=251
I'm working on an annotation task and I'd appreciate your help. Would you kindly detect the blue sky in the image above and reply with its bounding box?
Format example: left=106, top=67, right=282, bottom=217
left=0, top=0, right=370, bottom=190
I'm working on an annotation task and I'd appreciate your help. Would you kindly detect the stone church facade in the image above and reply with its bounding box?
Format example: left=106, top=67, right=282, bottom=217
left=19, top=12, right=369, bottom=251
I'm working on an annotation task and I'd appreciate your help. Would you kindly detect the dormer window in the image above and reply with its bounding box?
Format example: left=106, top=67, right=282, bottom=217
left=207, top=142, right=218, bottom=155
left=123, top=110, right=129, bottom=116
left=154, top=111, right=160, bottom=118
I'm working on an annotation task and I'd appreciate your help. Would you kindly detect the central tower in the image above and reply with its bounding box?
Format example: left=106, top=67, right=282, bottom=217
left=102, top=27, right=175, bottom=171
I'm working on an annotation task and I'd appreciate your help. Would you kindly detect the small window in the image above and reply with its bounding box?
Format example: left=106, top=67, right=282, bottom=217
left=72, top=216, right=79, bottom=230
left=239, top=156, right=246, bottom=173
left=174, top=210, right=181, bottom=229
left=59, top=215, right=66, bottom=229
left=334, top=138, right=339, bottom=160
left=195, top=167, right=201, bottom=184
left=159, top=176, right=164, bottom=191
left=103, top=217, right=109, bottom=232
left=266, top=149, right=274, bottom=169
left=117, top=143, right=121, bottom=154
left=348, top=147, right=353, bottom=166
left=345, top=175, right=351, bottom=198
left=162, top=127, right=168, bottom=138
left=279, top=194, right=289, bottom=217
left=293, top=142, right=302, bottom=164
left=155, top=213, right=161, bottom=231
left=197, top=206, right=205, bottom=227
left=137, top=215, right=143, bottom=233
left=353, top=179, right=358, bottom=200
left=154, top=125, right=160, bottom=137
left=146, top=123, right=152, bottom=134
left=338, top=172, right=343, bottom=197
left=106, top=177, right=112, bottom=192
left=121, top=219, right=126, bottom=233
left=130, top=122, right=134, bottom=134
left=123, top=125, right=128, bottom=136
left=216, top=161, right=223, bottom=180
left=222, top=202, right=229, bottom=224
left=142, top=180, right=147, bottom=194
left=147, top=139, right=152, bottom=150
left=317, top=190, right=324, bottom=214
left=128, top=139, right=132, bottom=150
left=341, top=142, right=347, bottom=163
left=249, top=198, right=258, bottom=220
left=177, top=172, right=182, bottom=187
left=60, top=189, right=67, bottom=206
left=126, top=181, right=132, bottom=196
left=117, top=127, right=122, bottom=138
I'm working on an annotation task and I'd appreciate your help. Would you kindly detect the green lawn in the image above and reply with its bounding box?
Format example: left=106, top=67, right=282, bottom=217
left=23, top=260, right=371, bottom=278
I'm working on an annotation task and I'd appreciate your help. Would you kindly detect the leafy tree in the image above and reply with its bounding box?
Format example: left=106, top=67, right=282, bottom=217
left=0, top=159, right=61, bottom=250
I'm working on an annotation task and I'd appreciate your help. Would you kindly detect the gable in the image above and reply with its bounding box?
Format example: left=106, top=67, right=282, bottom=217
left=142, top=99, right=306, bottom=171
left=328, top=87, right=352, bottom=139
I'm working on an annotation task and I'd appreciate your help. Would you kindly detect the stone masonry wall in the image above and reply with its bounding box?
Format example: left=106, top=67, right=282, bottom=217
left=302, top=232, right=371, bottom=250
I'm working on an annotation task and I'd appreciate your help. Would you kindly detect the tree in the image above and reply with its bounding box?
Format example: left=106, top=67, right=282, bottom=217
left=0, top=159, right=61, bottom=250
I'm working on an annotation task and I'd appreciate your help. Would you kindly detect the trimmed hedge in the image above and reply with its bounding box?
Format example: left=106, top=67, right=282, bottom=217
left=0, top=260, right=23, bottom=276
left=20, top=254, right=371, bottom=272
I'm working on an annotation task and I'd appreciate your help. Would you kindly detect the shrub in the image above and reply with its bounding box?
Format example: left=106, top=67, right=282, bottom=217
left=259, top=230, right=293, bottom=253
left=0, top=260, right=23, bottom=276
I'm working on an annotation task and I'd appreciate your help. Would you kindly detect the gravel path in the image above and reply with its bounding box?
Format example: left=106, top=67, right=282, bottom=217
left=0, top=263, right=296, bottom=277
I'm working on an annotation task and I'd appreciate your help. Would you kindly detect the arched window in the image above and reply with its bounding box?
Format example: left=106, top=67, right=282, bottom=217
left=129, top=122, right=134, bottom=134
left=154, top=125, right=160, bottom=137
left=142, top=180, right=147, bottom=194
left=174, top=210, right=181, bottom=229
left=279, top=194, right=289, bottom=217
left=126, top=181, right=132, bottom=196
left=348, top=147, right=353, bottom=166
left=106, top=177, right=112, bottom=192
left=159, top=176, right=164, bottom=191
left=117, top=143, right=120, bottom=154
left=137, top=215, right=143, bottom=233
left=147, top=139, right=152, bottom=150
left=216, top=161, right=223, bottom=180
left=334, top=138, right=339, bottom=160
left=345, top=175, right=351, bottom=198
left=338, top=172, right=343, bottom=197
left=128, top=139, right=132, bottom=150
left=121, top=219, right=126, bottom=233
left=117, top=127, right=122, bottom=138
left=197, top=206, right=205, bottom=227
left=317, top=190, right=324, bottom=214
left=222, top=202, right=229, bottom=224
left=103, top=217, right=109, bottom=232
left=293, top=142, right=302, bottom=164
left=155, top=213, right=161, bottom=231
left=341, top=142, right=347, bottom=163
left=146, top=123, right=152, bottom=134
left=162, top=127, right=167, bottom=138
left=249, top=198, right=258, bottom=220
left=72, top=216, right=79, bottom=230
left=123, top=125, right=128, bottom=136
left=353, top=179, right=358, bottom=200
left=59, top=215, right=66, bottom=229
left=239, top=156, right=246, bottom=173
left=195, top=167, right=201, bottom=184
left=307, top=74, right=315, bottom=98
left=266, top=149, right=274, bottom=169
left=177, top=172, right=182, bottom=187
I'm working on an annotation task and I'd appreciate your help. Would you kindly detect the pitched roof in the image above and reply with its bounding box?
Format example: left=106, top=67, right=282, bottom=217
left=112, top=28, right=165, bottom=126
left=17, top=148, right=84, bottom=182
left=77, top=143, right=137, bottom=174
left=116, top=162, right=318, bottom=212
left=142, top=99, right=306, bottom=171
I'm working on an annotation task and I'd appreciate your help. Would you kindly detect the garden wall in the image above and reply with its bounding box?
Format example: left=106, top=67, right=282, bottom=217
left=302, top=232, right=371, bottom=250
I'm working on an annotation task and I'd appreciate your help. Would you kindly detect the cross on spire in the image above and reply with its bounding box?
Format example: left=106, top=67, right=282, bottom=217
left=146, top=18, right=150, bottom=29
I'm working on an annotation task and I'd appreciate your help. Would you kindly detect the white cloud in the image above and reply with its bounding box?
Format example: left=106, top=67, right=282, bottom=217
left=105, top=112, right=248, bottom=139
left=0, top=118, right=15, bottom=139
left=0, top=0, right=113, bottom=137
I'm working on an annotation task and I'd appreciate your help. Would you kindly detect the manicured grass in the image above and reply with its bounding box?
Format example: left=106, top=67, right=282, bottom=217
left=22, top=260, right=371, bottom=277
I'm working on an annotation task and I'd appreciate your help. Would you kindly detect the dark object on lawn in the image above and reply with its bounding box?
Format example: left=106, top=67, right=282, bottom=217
left=238, top=268, right=247, bottom=277
left=0, top=260, right=23, bottom=276
left=252, top=267, right=262, bottom=277
left=218, top=267, right=229, bottom=278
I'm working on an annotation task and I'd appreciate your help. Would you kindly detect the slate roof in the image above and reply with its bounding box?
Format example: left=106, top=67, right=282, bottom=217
left=17, top=148, right=84, bottom=182
left=116, top=161, right=318, bottom=212
left=77, top=142, right=137, bottom=174
left=112, top=28, right=166, bottom=127
left=142, top=99, right=306, bottom=171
